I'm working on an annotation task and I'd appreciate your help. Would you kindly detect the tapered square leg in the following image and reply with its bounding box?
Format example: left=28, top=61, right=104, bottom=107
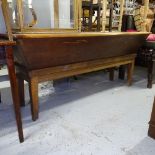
left=5, top=46, right=24, bottom=143
left=0, top=91, right=1, bottom=103
left=148, top=97, right=155, bottom=139
left=29, top=77, right=39, bottom=121
left=119, top=65, right=126, bottom=80
left=147, top=60, right=153, bottom=88
left=109, top=68, right=114, bottom=81
left=17, top=76, right=25, bottom=107
left=0, top=66, right=1, bottom=103
left=127, top=61, right=135, bottom=86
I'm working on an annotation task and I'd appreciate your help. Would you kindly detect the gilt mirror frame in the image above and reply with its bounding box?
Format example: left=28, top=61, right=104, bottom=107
left=2, top=0, right=81, bottom=33
left=1, top=0, right=13, bottom=40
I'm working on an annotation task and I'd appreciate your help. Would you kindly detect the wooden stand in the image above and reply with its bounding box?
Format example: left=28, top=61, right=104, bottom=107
left=0, top=40, right=24, bottom=143
left=136, top=41, right=155, bottom=88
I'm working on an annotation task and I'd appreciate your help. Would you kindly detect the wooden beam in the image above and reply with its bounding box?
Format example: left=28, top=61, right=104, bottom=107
left=118, top=0, right=125, bottom=32
left=78, top=0, right=82, bottom=32
left=102, top=0, right=107, bottom=32
left=109, top=0, right=113, bottom=32
left=16, top=0, right=24, bottom=31
left=54, top=0, right=59, bottom=28
left=1, top=0, right=13, bottom=41
left=144, top=0, right=149, bottom=19
left=143, top=0, right=149, bottom=31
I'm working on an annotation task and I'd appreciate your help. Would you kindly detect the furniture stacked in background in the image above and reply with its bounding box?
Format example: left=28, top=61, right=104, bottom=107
left=121, top=0, right=155, bottom=88
left=82, top=0, right=102, bottom=31
left=121, top=15, right=136, bottom=31
left=81, top=0, right=124, bottom=32
left=108, top=0, right=124, bottom=31
left=78, top=0, right=154, bottom=89
left=136, top=12, right=155, bottom=88
left=136, top=39, right=155, bottom=88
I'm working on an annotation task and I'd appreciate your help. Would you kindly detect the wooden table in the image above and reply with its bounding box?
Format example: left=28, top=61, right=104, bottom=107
left=13, top=32, right=149, bottom=121
left=0, top=40, right=24, bottom=143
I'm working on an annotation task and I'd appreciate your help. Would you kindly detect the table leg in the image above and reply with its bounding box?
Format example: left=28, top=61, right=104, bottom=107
left=0, top=91, right=1, bottom=103
left=109, top=68, right=114, bottom=81
left=16, top=75, right=25, bottom=107
left=5, top=46, right=24, bottom=143
left=119, top=65, right=126, bottom=80
left=148, top=97, right=155, bottom=139
left=0, top=66, right=1, bottom=103
left=29, top=77, right=39, bottom=121
left=147, top=59, right=153, bottom=88
left=127, top=60, right=135, bottom=86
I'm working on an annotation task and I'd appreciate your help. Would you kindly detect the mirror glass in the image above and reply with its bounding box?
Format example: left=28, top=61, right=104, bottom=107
left=7, top=0, right=20, bottom=29
left=0, top=6, right=6, bottom=33
left=22, top=0, right=75, bottom=29
left=6, top=0, right=76, bottom=29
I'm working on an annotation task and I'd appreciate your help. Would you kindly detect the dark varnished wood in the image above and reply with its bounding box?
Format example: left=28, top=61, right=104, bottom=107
left=119, top=65, right=126, bottom=80
left=0, top=40, right=16, bottom=46
left=147, top=57, right=154, bottom=88
left=148, top=97, right=155, bottom=139
left=14, top=32, right=149, bottom=121
left=0, top=91, right=1, bottom=103
left=16, top=75, right=25, bottom=107
left=127, top=60, right=135, bottom=86
left=136, top=42, right=155, bottom=88
left=29, top=77, right=39, bottom=121
left=14, top=32, right=149, bottom=71
left=0, top=40, right=24, bottom=142
left=109, top=68, right=115, bottom=81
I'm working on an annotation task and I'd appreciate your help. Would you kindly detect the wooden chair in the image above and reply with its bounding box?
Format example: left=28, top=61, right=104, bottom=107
left=0, top=0, right=24, bottom=142
left=82, top=0, right=102, bottom=31
left=102, top=0, right=124, bottom=32
left=0, top=40, right=24, bottom=142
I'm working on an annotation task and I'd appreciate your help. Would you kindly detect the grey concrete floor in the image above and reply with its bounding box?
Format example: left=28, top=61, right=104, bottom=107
left=0, top=67, right=155, bottom=155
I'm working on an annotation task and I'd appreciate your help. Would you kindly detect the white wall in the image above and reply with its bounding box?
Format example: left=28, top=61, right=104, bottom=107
left=0, top=7, right=6, bottom=33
